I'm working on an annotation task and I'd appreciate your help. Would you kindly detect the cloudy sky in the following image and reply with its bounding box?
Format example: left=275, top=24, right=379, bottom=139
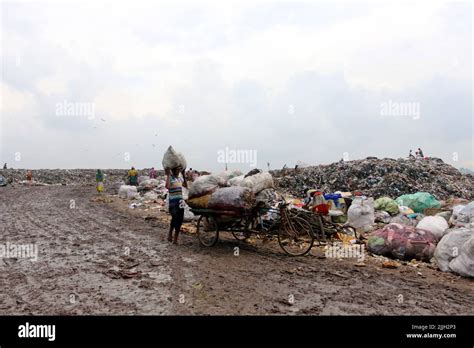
left=1, top=0, right=472, bottom=171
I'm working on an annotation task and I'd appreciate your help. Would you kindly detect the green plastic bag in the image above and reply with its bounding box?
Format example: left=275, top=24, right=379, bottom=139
left=395, top=192, right=441, bottom=214
left=374, top=197, right=399, bottom=215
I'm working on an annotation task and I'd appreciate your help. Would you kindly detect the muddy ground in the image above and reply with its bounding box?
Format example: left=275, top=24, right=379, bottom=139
left=1, top=185, right=473, bottom=315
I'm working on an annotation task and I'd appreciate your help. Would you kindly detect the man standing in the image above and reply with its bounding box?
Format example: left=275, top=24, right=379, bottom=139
left=418, top=148, right=424, bottom=158
left=165, top=167, right=187, bottom=245
left=96, top=169, right=104, bottom=193
left=128, top=167, right=138, bottom=186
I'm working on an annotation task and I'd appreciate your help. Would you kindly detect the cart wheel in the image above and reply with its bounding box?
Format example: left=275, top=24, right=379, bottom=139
left=197, top=215, right=219, bottom=247
left=278, top=216, right=314, bottom=256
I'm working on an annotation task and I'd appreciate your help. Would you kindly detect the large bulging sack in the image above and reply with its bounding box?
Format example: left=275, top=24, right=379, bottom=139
left=214, top=170, right=243, bottom=187
left=374, top=197, right=399, bottom=216
left=416, top=216, right=449, bottom=240
left=367, top=223, right=437, bottom=261
left=395, top=192, right=441, bottom=213
left=450, top=202, right=474, bottom=227
left=118, top=185, right=138, bottom=199
left=208, top=186, right=255, bottom=211
left=347, top=197, right=375, bottom=230
left=434, top=227, right=472, bottom=272
left=162, top=146, right=187, bottom=171
left=449, top=236, right=474, bottom=277
left=240, top=172, right=274, bottom=194
left=188, top=175, right=219, bottom=199
left=228, top=174, right=245, bottom=187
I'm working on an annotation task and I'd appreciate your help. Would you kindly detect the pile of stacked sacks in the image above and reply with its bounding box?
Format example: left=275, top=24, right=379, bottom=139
left=186, top=169, right=275, bottom=212
left=364, top=193, right=474, bottom=277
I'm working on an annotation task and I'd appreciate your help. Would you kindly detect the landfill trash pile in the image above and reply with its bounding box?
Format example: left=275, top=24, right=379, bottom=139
left=0, top=169, right=163, bottom=186
left=272, top=157, right=474, bottom=200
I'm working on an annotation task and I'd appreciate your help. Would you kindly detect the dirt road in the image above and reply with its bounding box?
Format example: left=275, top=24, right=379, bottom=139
left=1, top=185, right=473, bottom=315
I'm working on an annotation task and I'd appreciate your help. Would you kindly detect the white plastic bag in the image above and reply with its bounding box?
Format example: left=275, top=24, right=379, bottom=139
left=448, top=235, right=474, bottom=277
left=162, top=146, right=187, bottom=171
left=228, top=174, right=245, bottom=187
left=118, top=185, right=138, bottom=199
left=434, top=227, right=472, bottom=272
left=240, top=172, right=274, bottom=194
left=188, top=175, right=219, bottom=198
left=416, top=216, right=449, bottom=240
left=347, top=197, right=375, bottom=230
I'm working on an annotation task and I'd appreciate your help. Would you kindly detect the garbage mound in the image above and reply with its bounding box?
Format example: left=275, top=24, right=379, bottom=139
left=273, top=157, right=474, bottom=200
left=0, top=169, right=163, bottom=186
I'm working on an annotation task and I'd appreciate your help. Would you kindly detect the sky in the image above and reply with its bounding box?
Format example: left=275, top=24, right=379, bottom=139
left=0, top=0, right=472, bottom=171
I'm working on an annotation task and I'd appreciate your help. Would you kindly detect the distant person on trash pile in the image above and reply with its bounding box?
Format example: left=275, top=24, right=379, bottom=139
left=149, top=167, right=157, bottom=179
left=165, top=167, right=187, bottom=245
left=128, top=167, right=138, bottom=186
left=26, top=170, right=33, bottom=185
left=96, top=169, right=105, bottom=193
left=3, top=163, right=6, bottom=169
left=418, top=147, right=424, bottom=158
left=408, top=150, right=415, bottom=159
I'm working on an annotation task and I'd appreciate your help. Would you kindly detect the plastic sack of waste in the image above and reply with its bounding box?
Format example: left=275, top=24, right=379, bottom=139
left=240, top=172, right=274, bottom=194
left=449, top=235, right=474, bottom=277
left=188, top=175, right=219, bottom=199
left=347, top=197, right=375, bottom=230
left=367, top=223, right=437, bottom=261
left=374, top=197, right=399, bottom=216
left=214, top=170, right=243, bottom=187
left=228, top=175, right=245, bottom=187
left=416, top=216, right=449, bottom=240
left=118, top=185, right=138, bottom=199
left=208, top=186, right=255, bottom=211
left=450, top=202, right=474, bottom=227
left=0, top=175, right=7, bottom=186
left=186, top=194, right=211, bottom=209
left=395, top=192, right=441, bottom=213
left=434, top=227, right=472, bottom=272
left=162, top=145, right=187, bottom=171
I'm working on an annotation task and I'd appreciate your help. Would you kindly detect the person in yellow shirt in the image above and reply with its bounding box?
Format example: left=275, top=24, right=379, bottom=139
left=128, top=167, right=138, bottom=186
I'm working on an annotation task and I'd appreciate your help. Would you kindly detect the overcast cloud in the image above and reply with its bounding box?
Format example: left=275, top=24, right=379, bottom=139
left=1, top=0, right=472, bottom=171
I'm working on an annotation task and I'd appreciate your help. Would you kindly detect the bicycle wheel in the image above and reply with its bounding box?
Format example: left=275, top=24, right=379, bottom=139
left=278, top=216, right=314, bottom=256
left=231, top=216, right=252, bottom=241
left=197, top=215, right=219, bottom=247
